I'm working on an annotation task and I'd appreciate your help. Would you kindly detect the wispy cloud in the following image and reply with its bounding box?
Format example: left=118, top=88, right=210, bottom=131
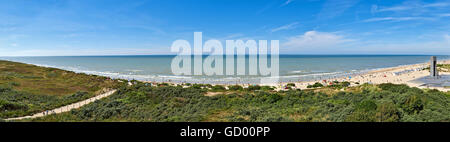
left=377, top=6, right=412, bottom=12
left=271, top=22, right=299, bottom=32
left=281, top=0, right=294, bottom=7
left=438, top=13, right=450, bottom=17
left=424, top=2, right=450, bottom=8
left=375, top=2, right=450, bottom=13
left=357, top=38, right=450, bottom=55
left=318, top=0, right=359, bottom=19
left=445, top=34, right=450, bottom=42
left=283, top=31, right=353, bottom=51
left=362, top=17, right=430, bottom=22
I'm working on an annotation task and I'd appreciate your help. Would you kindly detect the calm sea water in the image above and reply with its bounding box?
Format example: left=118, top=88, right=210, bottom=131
left=1, top=55, right=449, bottom=84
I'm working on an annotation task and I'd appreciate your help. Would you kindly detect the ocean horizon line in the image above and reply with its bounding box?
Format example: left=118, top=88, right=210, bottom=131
left=1, top=54, right=449, bottom=57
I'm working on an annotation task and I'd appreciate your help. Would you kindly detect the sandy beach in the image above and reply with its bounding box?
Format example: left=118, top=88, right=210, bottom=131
left=144, top=59, right=450, bottom=92
left=279, top=59, right=450, bottom=92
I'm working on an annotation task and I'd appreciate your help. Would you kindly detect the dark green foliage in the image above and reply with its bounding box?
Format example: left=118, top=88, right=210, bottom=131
left=356, top=100, right=377, bottom=111
left=287, top=83, right=295, bottom=87
left=375, top=102, right=400, bottom=122
left=228, top=85, right=243, bottom=91
left=190, top=84, right=203, bottom=89
left=328, top=81, right=351, bottom=89
left=400, top=94, right=424, bottom=114
left=246, top=85, right=261, bottom=91
left=0, top=86, right=95, bottom=118
left=307, top=82, right=323, bottom=88
left=211, top=85, right=226, bottom=92
left=379, top=83, right=410, bottom=93
left=260, top=86, right=275, bottom=91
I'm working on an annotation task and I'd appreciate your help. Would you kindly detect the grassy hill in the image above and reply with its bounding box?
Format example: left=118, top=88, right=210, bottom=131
left=0, top=60, right=123, bottom=118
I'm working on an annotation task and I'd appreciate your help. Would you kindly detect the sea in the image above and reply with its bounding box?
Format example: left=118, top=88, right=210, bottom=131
left=1, top=55, right=449, bottom=84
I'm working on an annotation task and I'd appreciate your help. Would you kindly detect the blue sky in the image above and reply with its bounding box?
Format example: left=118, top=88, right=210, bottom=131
left=0, top=0, right=449, bottom=56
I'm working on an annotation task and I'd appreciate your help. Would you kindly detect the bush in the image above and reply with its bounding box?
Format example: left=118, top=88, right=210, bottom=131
left=341, top=81, right=350, bottom=87
left=247, top=85, right=261, bottom=91
left=401, top=95, right=424, bottom=114
left=287, top=83, right=295, bottom=87
left=191, top=84, right=203, bottom=89
left=356, top=100, right=377, bottom=111
left=375, top=102, right=400, bottom=122
left=228, top=85, right=243, bottom=91
left=307, top=82, right=323, bottom=88
left=261, top=86, right=275, bottom=91
left=379, top=83, right=410, bottom=94
left=211, top=85, right=226, bottom=92
left=0, top=99, right=28, bottom=111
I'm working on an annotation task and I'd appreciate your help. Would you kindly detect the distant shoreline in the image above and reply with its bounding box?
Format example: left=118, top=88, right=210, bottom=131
left=1, top=54, right=449, bottom=57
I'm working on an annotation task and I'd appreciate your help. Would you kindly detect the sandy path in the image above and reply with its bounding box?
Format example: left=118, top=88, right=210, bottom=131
left=5, top=89, right=117, bottom=121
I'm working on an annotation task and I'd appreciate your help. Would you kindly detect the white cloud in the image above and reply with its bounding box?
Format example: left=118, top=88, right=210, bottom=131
left=438, top=13, right=450, bottom=17
left=375, top=2, right=450, bottom=13
left=424, top=2, right=450, bottom=8
left=357, top=40, right=450, bottom=55
left=283, top=31, right=352, bottom=50
left=281, top=31, right=450, bottom=54
left=271, top=22, right=299, bottom=32
left=281, top=0, right=294, bottom=7
left=370, top=5, right=378, bottom=14
left=362, top=17, right=429, bottom=22
left=377, top=6, right=412, bottom=12
left=318, top=0, right=359, bottom=19
left=0, top=47, right=173, bottom=56
left=445, top=34, right=450, bottom=42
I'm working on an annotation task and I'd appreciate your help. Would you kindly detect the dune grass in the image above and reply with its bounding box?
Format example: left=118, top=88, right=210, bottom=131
left=0, top=60, right=123, bottom=118
left=0, top=60, right=120, bottom=96
left=27, top=83, right=450, bottom=122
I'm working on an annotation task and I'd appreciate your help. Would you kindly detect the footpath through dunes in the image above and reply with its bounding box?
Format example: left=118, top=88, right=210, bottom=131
left=0, top=60, right=124, bottom=120
left=5, top=89, right=117, bottom=121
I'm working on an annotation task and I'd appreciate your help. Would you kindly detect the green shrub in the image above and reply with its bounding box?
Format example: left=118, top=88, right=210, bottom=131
left=307, top=82, right=323, bottom=88
left=211, top=85, right=226, bottom=92
left=379, top=83, right=410, bottom=94
left=401, top=95, right=424, bottom=114
left=376, top=102, right=400, bottom=122
left=191, top=84, right=203, bottom=89
left=287, top=83, right=295, bottom=87
left=261, top=86, right=275, bottom=91
left=228, top=85, right=243, bottom=91
left=341, top=81, right=350, bottom=87
left=247, top=85, right=261, bottom=91
left=356, top=100, right=377, bottom=111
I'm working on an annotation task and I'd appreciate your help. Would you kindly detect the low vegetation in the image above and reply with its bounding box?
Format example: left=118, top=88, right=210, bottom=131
left=437, top=64, right=450, bottom=72
left=0, top=60, right=122, bottom=118
left=27, top=83, right=450, bottom=122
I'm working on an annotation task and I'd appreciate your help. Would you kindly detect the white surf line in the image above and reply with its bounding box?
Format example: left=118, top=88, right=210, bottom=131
left=5, top=89, right=117, bottom=121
